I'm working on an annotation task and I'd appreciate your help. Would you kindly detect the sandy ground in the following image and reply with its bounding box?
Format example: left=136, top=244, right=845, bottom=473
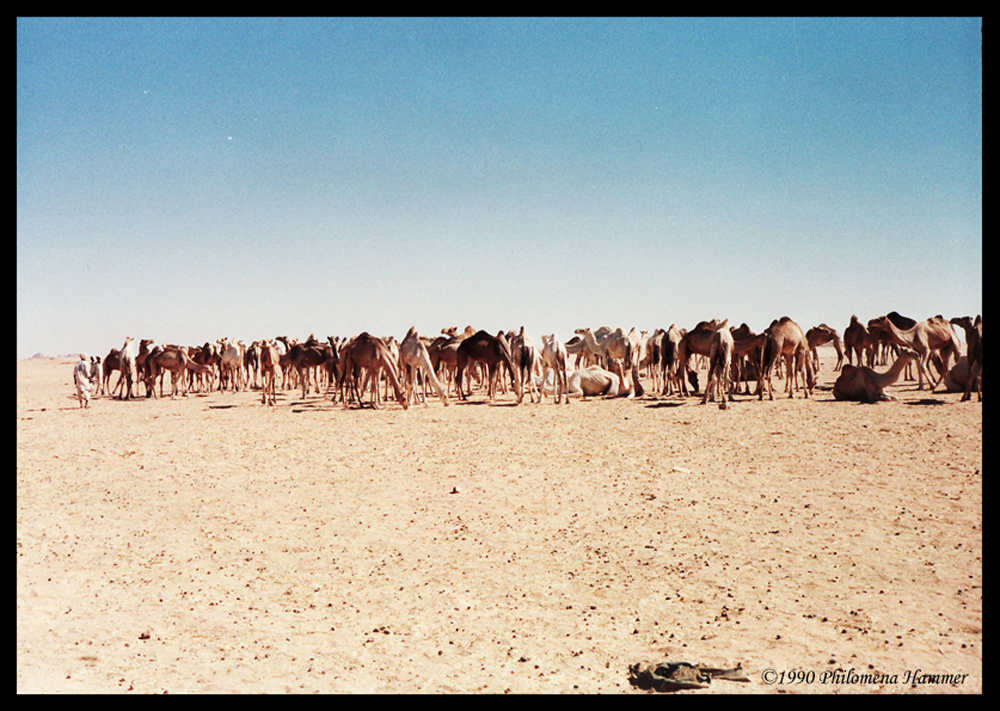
left=17, top=348, right=981, bottom=694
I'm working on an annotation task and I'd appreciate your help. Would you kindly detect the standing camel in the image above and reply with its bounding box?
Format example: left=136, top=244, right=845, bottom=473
left=867, top=315, right=960, bottom=391
left=843, top=315, right=877, bottom=367
left=806, top=324, right=844, bottom=372
left=338, top=332, right=409, bottom=410
left=540, top=333, right=570, bottom=404
left=702, top=320, right=735, bottom=408
left=950, top=315, right=982, bottom=402
left=760, top=317, right=814, bottom=400
left=399, top=327, right=449, bottom=407
left=259, top=339, right=279, bottom=406
left=115, top=336, right=139, bottom=400
left=674, top=320, right=725, bottom=397
left=455, top=330, right=521, bottom=403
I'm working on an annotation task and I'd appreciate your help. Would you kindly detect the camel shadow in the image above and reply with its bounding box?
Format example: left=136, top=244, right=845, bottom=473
left=644, top=401, right=686, bottom=409
left=904, top=398, right=949, bottom=406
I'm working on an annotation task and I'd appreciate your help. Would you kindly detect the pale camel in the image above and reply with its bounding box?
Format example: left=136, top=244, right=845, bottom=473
left=833, top=347, right=919, bottom=403
left=455, top=330, right=521, bottom=402
left=806, top=323, right=844, bottom=372
left=701, top=319, right=735, bottom=408
left=539, top=333, right=570, bottom=404
left=337, top=332, right=408, bottom=410
left=950, top=315, right=982, bottom=402
left=259, top=339, right=279, bottom=406
left=843, top=315, right=877, bottom=367
left=574, top=327, right=642, bottom=398
left=114, top=336, right=138, bottom=400
left=867, top=315, right=961, bottom=391
left=565, top=363, right=635, bottom=398
left=399, top=327, right=449, bottom=407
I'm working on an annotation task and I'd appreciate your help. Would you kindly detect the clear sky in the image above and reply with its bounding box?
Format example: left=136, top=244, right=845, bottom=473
left=17, top=17, right=982, bottom=359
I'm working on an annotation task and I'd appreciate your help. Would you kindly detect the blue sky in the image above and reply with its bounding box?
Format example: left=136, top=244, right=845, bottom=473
left=17, top=17, right=981, bottom=358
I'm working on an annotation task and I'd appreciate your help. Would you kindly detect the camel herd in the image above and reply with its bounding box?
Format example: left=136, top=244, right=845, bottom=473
left=76, top=312, right=981, bottom=410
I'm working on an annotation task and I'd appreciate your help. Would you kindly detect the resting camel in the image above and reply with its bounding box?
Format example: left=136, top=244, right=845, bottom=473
left=338, top=332, right=408, bottom=410
left=399, top=327, right=449, bottom=407
left=565, top=363, right=635, bottom=398
left=806, top=324, right=844, bottom=372
left=867, top=315, right=960, bottom=391
left=950, top=315, right=982, bottom=402
left=761, top=317, right=814, bottom=400
left=833, top=347, right=919, bottom=403
left=259, top=339, right=279, bottom=406
left=574, top=327, right=642, bottom=398
left=539, top=333, right=570, bottom=404
left=455, top=330, right=521, bottom=402
left=843, top=315, right=877, bottom=367
left=701, top=319, right=734, bottom=408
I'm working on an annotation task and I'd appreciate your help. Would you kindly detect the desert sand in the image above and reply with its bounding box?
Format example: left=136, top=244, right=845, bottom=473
left=17, top=348, right=981, bottom=694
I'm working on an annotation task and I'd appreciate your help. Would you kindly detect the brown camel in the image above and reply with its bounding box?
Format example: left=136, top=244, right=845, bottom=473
left=338, top=332, right=408, bottom=410
left=509, top=326, right=540, bottom=404
left=833, top=347, right=919, bottom=403
left=100, top=347, right=121, bottom=396
left=702, top=319, right=734, bottom=408
left=146, top=346, right=212, bottom=399
left=950, top=315, right=982, bottom=402
left=761, top=317, right=814, bottom=400
left=867, top=315, right=961, bottom=391
left=277, top=335, right=330, bottom=399
left=675, top=319, right=725, bottom=397
left=843, top=315, right=877, bottom=367
left=455, top=330, right=521, bottom=402
left=730, top=323, right=768, bottom=396
left=806, top=323, right=844, bottom=371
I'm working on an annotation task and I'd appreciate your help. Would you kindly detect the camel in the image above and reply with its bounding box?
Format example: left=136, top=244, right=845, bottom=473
left=337, top=332, right=408, bottom=410
left=950, top=315, right=982, bottom=402
left=277, top=335, right=329, bottom=399
left=565, top=363, right=635, bottom=398
left=215, top=338, right=246, bottom=392
left=539, top=333, right=570, bottom=404
left=843, top=315, right=877, bottom=367
left=259, top=339, right=279, bottom=406
left=114, top=336, right=139, bottom=400
left=135, top=338, right=156, bottom=397
left=510, top=327, right=540, bottom=404
left=867, top=315, right=961, bottom=391
left=659, top=324, right=699, bottom=396
left=701, top=320, right=734, bottom=408
left=674, top=319, right=725, bottom=396
left=455, top=330, right=521, bottom=403
left=100, top=347, right=120, bottom=396
left=833, top=347, right=920, bottom=403
left=399, top=327, right=449, bottom=407
left=760, top=317, right=814, bottom=400
left=146, top=346, right=213, bottom=399
left=574, top=327, right=642, bottom=398
left=806, top=323, right=844, bottom=372
left=729, top=323, right=768, bottom=396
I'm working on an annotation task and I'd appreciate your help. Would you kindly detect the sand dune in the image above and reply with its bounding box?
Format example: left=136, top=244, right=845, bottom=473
left=17, top=349, right=981, bottom=693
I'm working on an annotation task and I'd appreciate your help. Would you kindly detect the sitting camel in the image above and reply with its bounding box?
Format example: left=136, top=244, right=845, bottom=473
left=565, top=365, right=627, bottom=398
left=574, top=327, right=643, bottom=398
left=833, top=347, right=919, bottom=403
left=399, top=327, right=449, bottom=407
